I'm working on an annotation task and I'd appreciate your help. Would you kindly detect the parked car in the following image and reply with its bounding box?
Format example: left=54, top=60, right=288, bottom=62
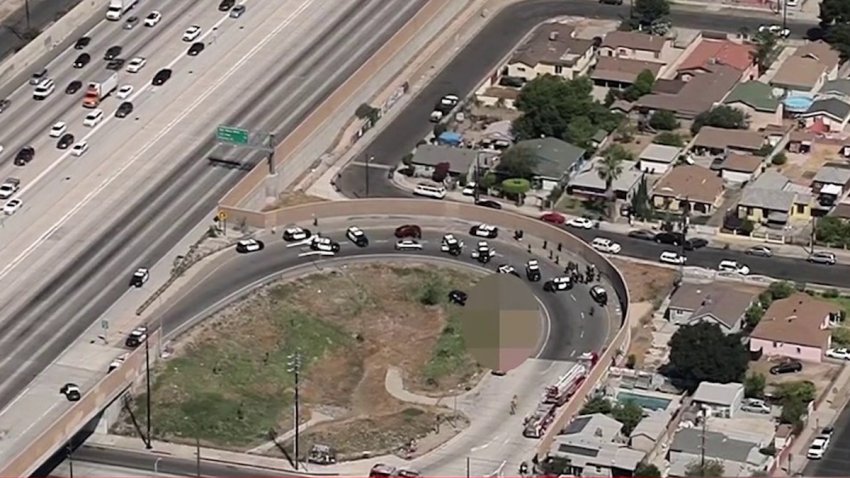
left=475, top=199, right=501, bottom=209
left=659, top=251, right=686, bottom=265
left=826, top=348, right=850, bottom=360
left=770, top=359, right=802, bottom=375
left=394, top=224, right=421, bottom=239
left=654, top=231, right=684, bottom=245
left=282, top=226, right=311, bottom=242
left=540, top=212, right=565, bottom=225
left=808, top=251, right=836, bottom=265
left=627, top=229, right=656, bottom=241
left=741, top=398, right=770, bottom=414
left=526, top=259, right=541, bottom=281
left=745, top=245, right=773, bottom=257
left=566, top=217, right=594, bottom=229
left=683, top=238, right=708, bottom=250
left=718, top=260, right=750, bottom=275
left=589, top=285, right=608, bottom=306
left=807, top=436, right=829, bottom=460
left=591, top=237, right=621, bottom=254
left=235, top=239, right=264, bottom=253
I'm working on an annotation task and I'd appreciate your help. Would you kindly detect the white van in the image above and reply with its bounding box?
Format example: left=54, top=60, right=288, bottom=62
left=83, top=109, right=104, bottom=127
left=718, top=260, right=750, bottom=275
left=33, top=79, right=55, bottom=100
left=413, top=183, right=446, bottom=199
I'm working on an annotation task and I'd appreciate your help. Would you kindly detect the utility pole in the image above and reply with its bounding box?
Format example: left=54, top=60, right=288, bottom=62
left=24, top=0, right=30, bottom=32
left=267, top=133, right=276, bottom=175
left=364, top=155, right=373, bottom=197
left=466, top=456, right=471, bottom=478
left=699, top=409, right=707, bottom=476
left=287, top=352, right=302, bottom=470
left=473, top=153, right=482, bottom=203
left=781, top=0, right=788, bottom=31
left=196, top=437, right=201, bottom=477
left=67, top=443, right=74, bottom=478
left=810, top=217, right=817, bottom=255
left=145, top=337, right=152, bottom=449
left=679, top=198, right=691, bottom=282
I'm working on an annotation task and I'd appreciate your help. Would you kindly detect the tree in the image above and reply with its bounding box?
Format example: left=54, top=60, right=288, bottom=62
left=635, top=462, right=662, bottom=478
left=501, top=178, right=531, bottom=205
left=833, top=326, right=850, bottom=346
left=432, top=162, right=451, bottom=182
left=496, top=146, right=538, bottom=180
left=634, top=0, right=670, bottom=26
left=771, top=152, right=787, bottom=165
left=826, top=23, right=850, bottom=61
left=630, top=175, right=654, bottom=220
left=649, top=110, right=679, bottom=131
left=744, top=373, right=766, bottom=398
left=598, top=149, right=625, bottom=217
left=611, top=400, right=644, bottom=435
left=623, top=69, right=656, bottom=101
left=685, top=459, right=725, bottom=477
left=751, top=31, right=778, bottom=75
left=821, top=0, right=850, bottom=25
left=766, top=281, right=795, bottom=301
left=581, top=396, right=613, bottom=414
left=513, top=75, right=620, bottom=144
left=653, top=131, right=685, bottom=147
left=780, top=396, right=808, bottom=429
left=691, top=106, right=748, bottom=135
left=745, top=303, right=765, bottom=328
left=662, top=322, right=749, bottom=392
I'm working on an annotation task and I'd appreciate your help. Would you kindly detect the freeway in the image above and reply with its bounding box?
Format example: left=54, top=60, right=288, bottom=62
left=0, top=0, right=429, bottom=470
left=75, top=222, right=613, bottom=477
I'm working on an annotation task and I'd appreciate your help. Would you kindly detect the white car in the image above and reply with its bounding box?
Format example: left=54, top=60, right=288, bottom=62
left=440, top=234, right=464, bottom=255
left=131, top=267, right=149, bottom=287
left=33, top=79, right=55, bottom=100
left=826, top=347, right=850, bottom=360
left=235, top=239, right=263, bottom=253
left=469, top=224, right=498, bottom=238
left=126, top=57, right=147, bottom=73
left=497, top=264, right=519, bottom=276
left=283, top=226, right=311, bottom=242
left=462, top=183, right=476, bottom=196
left=591, top=237, right=621, bottom=254
left=116, top=85, right=134, bottom=100
left=741, top=398, right=771, bottom=414
left=83, top=109, right=104, bottom=127
left=759, top=24, right=790, bottom=38
left=71, top=141, right=89, bottom=157
left=718, top=260, right=750, bottom=275
left=807, top=436, right=829, bottom=459
left=3, top=198, right=22, bottom=215
left=659, top=251, right=686, bottom=265
left=310, top=236, right=340, bottom=253
left=395, top=239, right=423, bottom=251
left=182, top=25, right=202, bottom=42
left=49, top=121, right=67, bottom=138
left=108, top=353, right=128, bottom=372
left=144, top=10, right=162, bottom=27
left=346, top=226, right=368, bottom=246
left=470, top=241, right=494, bottom=261
left=566, top=217, right=594, bottom=229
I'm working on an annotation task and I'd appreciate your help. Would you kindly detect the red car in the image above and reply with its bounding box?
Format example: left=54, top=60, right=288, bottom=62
left=540, top=212, right=565, bottom=225
left=394, top=224, right=422, bottom=239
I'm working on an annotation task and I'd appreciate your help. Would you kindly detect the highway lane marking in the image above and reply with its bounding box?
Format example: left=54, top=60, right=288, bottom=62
left=580, top=311, right=585, bottom=319
left=0, top=0, right=316, bottom=283
left=570, top=293, right=576, bottom=302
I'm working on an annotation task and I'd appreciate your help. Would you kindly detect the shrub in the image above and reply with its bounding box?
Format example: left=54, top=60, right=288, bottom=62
left=649, top=110, right=680, bottom=130
left=771, top=152, right=787, bottom=165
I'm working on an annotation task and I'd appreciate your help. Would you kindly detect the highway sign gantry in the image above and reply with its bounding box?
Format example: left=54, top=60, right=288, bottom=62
left=216, top=125, right=250, bottom=145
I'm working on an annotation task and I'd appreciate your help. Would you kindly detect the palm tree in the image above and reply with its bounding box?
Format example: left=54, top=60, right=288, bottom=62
left=597, top=152, right=624, bottom=218
left=751, top=31, right=778, bottom=75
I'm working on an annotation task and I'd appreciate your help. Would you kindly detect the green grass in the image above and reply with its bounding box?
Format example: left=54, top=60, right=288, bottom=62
left=826, top=295, right=850, bottom=316
left=422, top=309, right=476, bottom=384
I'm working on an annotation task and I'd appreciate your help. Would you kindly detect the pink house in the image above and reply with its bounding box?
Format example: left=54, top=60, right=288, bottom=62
left=749, top=293, right=839, bottom=363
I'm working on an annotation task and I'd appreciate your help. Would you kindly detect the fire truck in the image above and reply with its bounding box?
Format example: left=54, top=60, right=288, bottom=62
left=543, top=363, right=588, bottom=406
left=523, top=403, right=557, bottom=438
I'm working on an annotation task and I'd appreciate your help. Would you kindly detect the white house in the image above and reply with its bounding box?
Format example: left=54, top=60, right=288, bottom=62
left=692, top=382, right=744, bottom=418
left=638, top=144, right=681, bottom=175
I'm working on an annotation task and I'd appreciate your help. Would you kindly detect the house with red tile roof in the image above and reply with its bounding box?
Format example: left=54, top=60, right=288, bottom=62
left=676, top=39, right=756, bottom=82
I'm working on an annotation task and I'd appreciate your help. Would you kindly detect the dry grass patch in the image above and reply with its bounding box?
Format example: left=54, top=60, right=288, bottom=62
left=609, top=259, right=677, bottom=303
left=262, top=191, right=326, bottom=211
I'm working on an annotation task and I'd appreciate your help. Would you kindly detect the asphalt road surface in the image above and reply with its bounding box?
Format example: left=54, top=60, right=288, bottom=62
left=805, top=400, right=850, bottom=476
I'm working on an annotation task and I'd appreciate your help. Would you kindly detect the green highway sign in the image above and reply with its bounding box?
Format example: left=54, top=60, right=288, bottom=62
left=216, top=125, right=250, bottom=145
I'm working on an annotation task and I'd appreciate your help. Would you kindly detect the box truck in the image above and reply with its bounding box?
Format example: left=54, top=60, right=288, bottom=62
left=83, top=73, right=118, bottom=108
left=106, top=0, right=138, bottom=20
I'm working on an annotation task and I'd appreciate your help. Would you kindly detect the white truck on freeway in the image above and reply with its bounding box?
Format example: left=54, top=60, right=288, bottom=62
left=83, top=72, right=119, bottom=108
left=106, top=0, right=138, bottom=20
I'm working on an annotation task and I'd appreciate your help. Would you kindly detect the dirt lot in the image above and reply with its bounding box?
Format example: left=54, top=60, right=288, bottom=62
left=123, top=263, right=482, bottom=455
left=749, top=357, right=841, bottom=400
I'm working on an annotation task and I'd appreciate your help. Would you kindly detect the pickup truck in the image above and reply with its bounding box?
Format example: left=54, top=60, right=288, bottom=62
left=0, top=178, right=21, bottom=199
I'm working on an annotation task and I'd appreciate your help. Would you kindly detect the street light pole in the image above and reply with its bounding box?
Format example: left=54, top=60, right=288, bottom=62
left=24, top=0, right=30, bottom=32
left=67, top=443, right=74, bottom=478
left=365, top=155, right=373, bottom=197
left=267, top=133, right=276, bottom=176
left=781, top=0, right=788, bottom=31
left=196, top=437, right=201, bottom=477
left=287, top=352, right=302, bottom=470
left=473, top=153, right=482, bottom=203
left=145, top=337, right=152, bottom=449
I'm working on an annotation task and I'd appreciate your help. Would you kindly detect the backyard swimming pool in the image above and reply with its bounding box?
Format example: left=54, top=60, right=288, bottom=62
left=617, top=390, right=673, bottom=411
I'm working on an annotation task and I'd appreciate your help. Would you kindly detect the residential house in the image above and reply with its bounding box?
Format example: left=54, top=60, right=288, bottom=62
left=506, top=23, right=596, bottom=81
left=567, top=158, right=643, bottom=200
left=512, top=138, right=586, bottom=191
left=692, top=382, right=745, bottom=418
left=811, top=165, right=850, bottom=207
left=799, top=98, right=850, bottom=133
left=637, top=144, right=682, bottom=175
left=718, top=153, right=764, bottom=184
left=666, top=282, right=758, bottom=334
left=749, top=292, right=840, bottom=363
left=409, top=144, right=479, bottom=178
left=675, top=38, right=756, bottom=82
left=599, top=31, right=669, bottom=62
left=668, top=427, right=770, bottom=477
left=590, top=57, right=662, bottom=89
left=818, top=78, right=850, bottom=100
left=723, top=81, right=783, bottom=127
left=652, top=165, right=725, bottom=214
left=637, top=64, right=741, bottom=119
left=479, top=120, right=515, bottom=150
left=546, top=414, right=646, bottom=477
left=737, top=171, right=813, bottom=226
left=476, top=86, right=520, bottom=109
left=629, top=410, right=672, bottom=453
left=692, top=126, right=766, bottom=156
left=769, top=41, right=840, bottom=93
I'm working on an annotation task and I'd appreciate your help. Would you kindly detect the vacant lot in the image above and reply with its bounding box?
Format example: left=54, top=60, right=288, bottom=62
left=123, top=263, right=482, bottom=454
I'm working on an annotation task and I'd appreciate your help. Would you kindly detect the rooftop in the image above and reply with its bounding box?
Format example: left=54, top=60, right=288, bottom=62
left=750, top=292, right=837, bottom=348
left=591, top=57, right=662, bottom=84
left=652, top=165, right=725, bottom=205
left=692, top=382, right=744, bottom=407
left=677, top=39, right=754, bottom=73
left=813, top=165, right=850, bottom=186
left=511, top=23, right=594, bottom=68
left=637, top=65, right=742, bottom=119
left=568, top=158, right=643, bottom=192
left=410, top=144, right=478, bottom=174
left=670, top=427, right=759, bottom=463
left=693, top=126, right=766, bottom=151
left=818, top=78, right=850, bottom=97
left=563, top=413, right=623, bottom=442
left=801, top=97, right=850, bottom=121
left=723, top=81, right=781, bottom=113
left=770, top=41, right=840, bottom=90
left=601, top=31, right=667, bottom=53
left=668, top=282, right=757, bottom=329
left=639, top=143, right=682, bottom=164
left=513, top=137, right=586, bottom=180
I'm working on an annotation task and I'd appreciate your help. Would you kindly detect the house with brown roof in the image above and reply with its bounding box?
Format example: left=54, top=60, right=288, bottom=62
left=652, top=165, right=725, bottom=215
left=718, top=153, right=765, bottom=184
left=590, top=57, right=662, bottom=89
left=676, top=38, right=757, bottom=82
left=769, top=41, right=840, bottom=93
left=506, top=23, right=596, bottom=82
left=749, top=293, right=840, bottom=363
left=599, top=31, right=670, bottom=63
left=692, top=127, right=766, bottom=156
left=636, top=64, right=741, bottom=119
left=666, top=282, right=759, bottom=334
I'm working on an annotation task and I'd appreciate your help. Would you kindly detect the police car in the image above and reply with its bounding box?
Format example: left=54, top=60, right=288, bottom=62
left=497, top=264, right=520, bottom=277
left=395, top=239, right=423, bottom=251
left=125, top=326, right=148, bottom=348
left=60, top=383, right=81, bottom=402
left=526, top=260, right=541, bottom=281
left=440, top=234, right=464, bottom=256
left=590, top=285, right=608, bottom=305
left=469, top=223, right=498, bottom=238
left=130, top=267, right=149, bottom=287
left=283, top=226, right=312, bottom=242
left=108, top=353, right=128, bottom=373
left=543, top=276, right=573, bottom=292
left=235, top=239, right=264, bottom=253
left=471, top=241, right=494, bottom=263
left=310, top=236, right=341, bottom=253
left=346, top=226, right=369, bottom=247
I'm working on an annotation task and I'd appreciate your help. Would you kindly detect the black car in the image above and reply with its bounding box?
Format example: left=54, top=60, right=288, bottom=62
left=0, top=98, right=9, bottom=113
left=104, top=45, right=122, bottom=60
left=475, top=199, right=502, bottom=209
left=152, top=68, right=172, bottom=86
left=627, top=229, right=656, bottom=241
left=125, top=326, right=148, bottom=348
left=65, top=80, right=82, bottom=94
left=73, top=53, right=90, bottom=68
left=106, top=58, right=125, bottom=70
left=448, top=290, right=467, bottom=306
left=654, top=231, right=684, bottom=246
left=684, top=238, right=708, bottom=251
left=74, top=36, right=90, bottom=49
left=188, top=42, right=205, bottom=56
left=14, top=146, right=34, bottom=166
left=60, top=383, right=81, bottom=402
left=115, top=101, right=134, bottom=118
left=770, top=360, right=802, bottom=375
left=57, top=133, right=75, bottom=149
left=219, top=0, right=236, bottom=10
